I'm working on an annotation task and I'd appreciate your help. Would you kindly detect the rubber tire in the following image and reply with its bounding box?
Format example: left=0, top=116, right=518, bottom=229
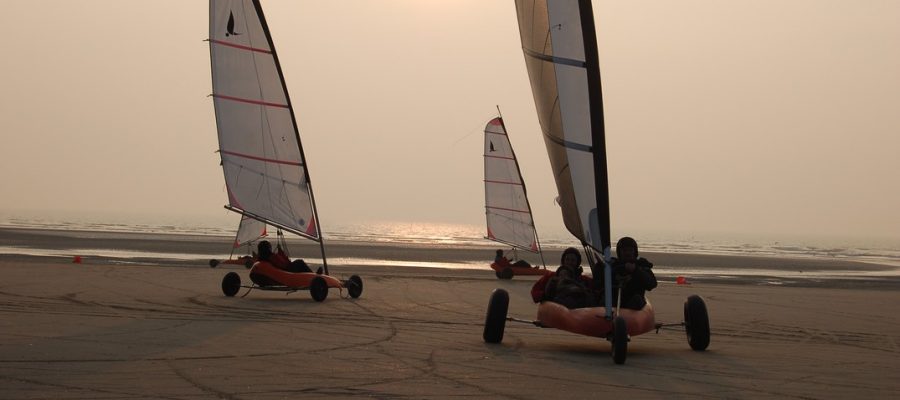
left=221, top=272, right=241, bottom=297
left=209, top=259, right=220, bottom=268
left=310, top=276, right=329, bottom=302
left=244, top=259, right=254, bottom=269
left=611, top=316, right=628, bottom=364
left=495, top=270, right=502, bottom=279
left=346, top=275, right=363, bottom=298
left=684, top=295, right=711, bottom=351
left=498, top=267, right=514, bottom=280
left=483, top=289, right=509, bottom=343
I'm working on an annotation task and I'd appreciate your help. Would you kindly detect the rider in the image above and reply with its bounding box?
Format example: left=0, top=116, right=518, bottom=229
left=494, top=249, right=533, bottom=268
left=257, top=240, right=313, bottom=273
left=531, top=247, right=598, bottom=309
left=610, top=237, right=657, bottom=310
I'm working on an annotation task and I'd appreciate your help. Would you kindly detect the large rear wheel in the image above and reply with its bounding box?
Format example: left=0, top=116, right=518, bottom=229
left=498, top=267, right=514, bottom=280
left=310, top=276, right=329, bottom=302
left=684, top=295, right=710, bottom=351
left=221, top=272, right=241, bottom=297
left=346, top=275, right=363, bottom=299
left=483, top=289, right=509, bottom=343
left=611, top=316, right=628, bottom=364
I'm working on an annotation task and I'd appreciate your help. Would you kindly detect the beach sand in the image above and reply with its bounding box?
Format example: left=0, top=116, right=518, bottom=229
left=1, top=228, right=899, bottom=398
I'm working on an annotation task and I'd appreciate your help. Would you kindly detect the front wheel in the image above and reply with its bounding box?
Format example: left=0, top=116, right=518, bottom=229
left=611, top=316, right=628, bottom=364
left=310, top=276, right=329, bottom=302
left=209, top=259, right=220, bottom=268
left=483, top=289, right=509, bottom=343
left=345, top=275, right=363, bottom=299
left=221, top=272, right=241, bottom=297
left=684, top=295, right=710, bottom=351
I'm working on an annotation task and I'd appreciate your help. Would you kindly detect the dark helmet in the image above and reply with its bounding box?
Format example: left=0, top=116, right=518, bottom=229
left=560, top=247, right=582, bottom=265
left=559, top=247, right=583, bottom=276
left=257, top=240, right=273, bottom=261
left=615, top=237, right=639, bottom=259
left=495, top=249, right=503, bottom=257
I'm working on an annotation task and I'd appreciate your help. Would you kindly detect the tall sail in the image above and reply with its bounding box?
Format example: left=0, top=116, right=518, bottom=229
left=233, top=215, right=267, bottom=248
left=514, top=0, right=610, bottom=255
left=484, top=116, right=541, bottom=253
left=208, top=0, right=322, bottom=241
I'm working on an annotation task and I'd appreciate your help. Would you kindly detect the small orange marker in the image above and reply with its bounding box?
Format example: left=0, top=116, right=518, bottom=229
left=676, top=276, right=687, bottom=285
left=73, top=256, right=82, bottom=264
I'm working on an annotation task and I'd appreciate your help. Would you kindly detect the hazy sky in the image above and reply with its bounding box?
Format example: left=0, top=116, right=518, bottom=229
left=1, top=1, right=898, bottom=242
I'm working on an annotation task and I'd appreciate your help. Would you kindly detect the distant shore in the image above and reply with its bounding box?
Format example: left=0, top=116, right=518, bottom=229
left=1, top=226, right=898, bottom=289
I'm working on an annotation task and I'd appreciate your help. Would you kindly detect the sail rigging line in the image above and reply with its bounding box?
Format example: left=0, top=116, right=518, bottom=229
left=486, top=205, right=532, bottom=215
left=522, top=47, right=586, bottom=68
left=209, top=39, right=272, bottom=54
left=484, top=154, right=516, bottom=161
left=542, top=130, right=593, bottom=152
left=219, top=150, right=304, bottom=166
left=483, top=179, right=524, bottom=186
left=211, top=94, right=288, bottom=108
left=251, top=0, right=328, bottom=274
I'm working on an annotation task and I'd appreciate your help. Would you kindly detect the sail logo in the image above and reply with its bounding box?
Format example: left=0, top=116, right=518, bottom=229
left=225, top=11, right=241, bottom=37
left=489, top=141, right=496, bottom=152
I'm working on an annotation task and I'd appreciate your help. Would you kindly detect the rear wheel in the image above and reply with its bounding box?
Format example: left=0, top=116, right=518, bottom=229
left=498, top=267, right=514, bottom=280
left=310, top=276, right=329, bottom=302
left=209, top=259, right=219, bottom=268
left=483, top=289, right=509, bottom=343
left=221, top=272, right=240, bottom=297
left=611, top=316, right=628, bottom=364
left=684, top=295, right=710, bottom=351
left=346, top=275, right=363, bottom=298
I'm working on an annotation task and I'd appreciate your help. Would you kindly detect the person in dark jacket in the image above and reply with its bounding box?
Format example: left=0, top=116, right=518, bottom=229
left=531, top=247, right=599, bottom=309
left=610, top=237, right=657, bottom=310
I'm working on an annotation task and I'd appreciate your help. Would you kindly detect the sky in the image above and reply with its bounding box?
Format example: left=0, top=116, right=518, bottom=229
left=1, top=0, right=898, bottom=243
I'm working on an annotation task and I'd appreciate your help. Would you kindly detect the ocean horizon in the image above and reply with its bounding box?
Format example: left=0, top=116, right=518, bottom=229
left=1, top=212, right=899, bottom=270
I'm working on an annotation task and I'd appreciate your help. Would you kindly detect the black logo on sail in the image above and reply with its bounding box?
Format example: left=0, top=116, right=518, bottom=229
left=489, top=141, right=496, bottom=152
left=225, top=11, right=241, bottom=37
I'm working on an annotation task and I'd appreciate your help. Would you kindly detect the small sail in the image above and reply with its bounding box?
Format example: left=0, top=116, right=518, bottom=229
left=484, top=117, right=540, bottom=253
left=513, top=0, right=610, bottom=254
left=208, top=0, right=321, bottom=241
left=233, top=215, right=267, bottom=248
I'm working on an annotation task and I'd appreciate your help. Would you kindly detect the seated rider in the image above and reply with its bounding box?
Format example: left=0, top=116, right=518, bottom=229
left=531, top=247, right=599, bottom=309
left=256, top=240, right=312, bottom=273
left=494, top=249, right=533, bottom=268
left=610, top=237, right=657, bottom=310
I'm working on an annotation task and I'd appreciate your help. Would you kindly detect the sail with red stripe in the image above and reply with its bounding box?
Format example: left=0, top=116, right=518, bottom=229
left=484, top=116, right=542, bottom=254
left=208, top=0, right=322, bottom=241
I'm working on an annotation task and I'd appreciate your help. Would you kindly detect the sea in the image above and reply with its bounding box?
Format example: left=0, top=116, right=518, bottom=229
left=1, top=213, right=899, bottom=280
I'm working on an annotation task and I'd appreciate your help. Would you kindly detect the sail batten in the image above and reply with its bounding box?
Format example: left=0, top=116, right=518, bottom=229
left=484, top=116, right=541, bottom=254
left=209, top=0, right=323, bottom=245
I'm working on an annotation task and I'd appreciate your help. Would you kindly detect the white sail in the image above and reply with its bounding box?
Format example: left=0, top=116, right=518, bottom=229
left=484, top=117, right=539, bottom=253
left=233, top=215, right=267, bottom=248
left=208, top=0, right=320, bottom=240
left=514, top=0, right=610, bottom=254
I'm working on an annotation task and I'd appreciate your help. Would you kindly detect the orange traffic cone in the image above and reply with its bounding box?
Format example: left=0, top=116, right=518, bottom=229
left=73, top=256, right=82, bottom=264
left=676, top=276, right=687, bottom=285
